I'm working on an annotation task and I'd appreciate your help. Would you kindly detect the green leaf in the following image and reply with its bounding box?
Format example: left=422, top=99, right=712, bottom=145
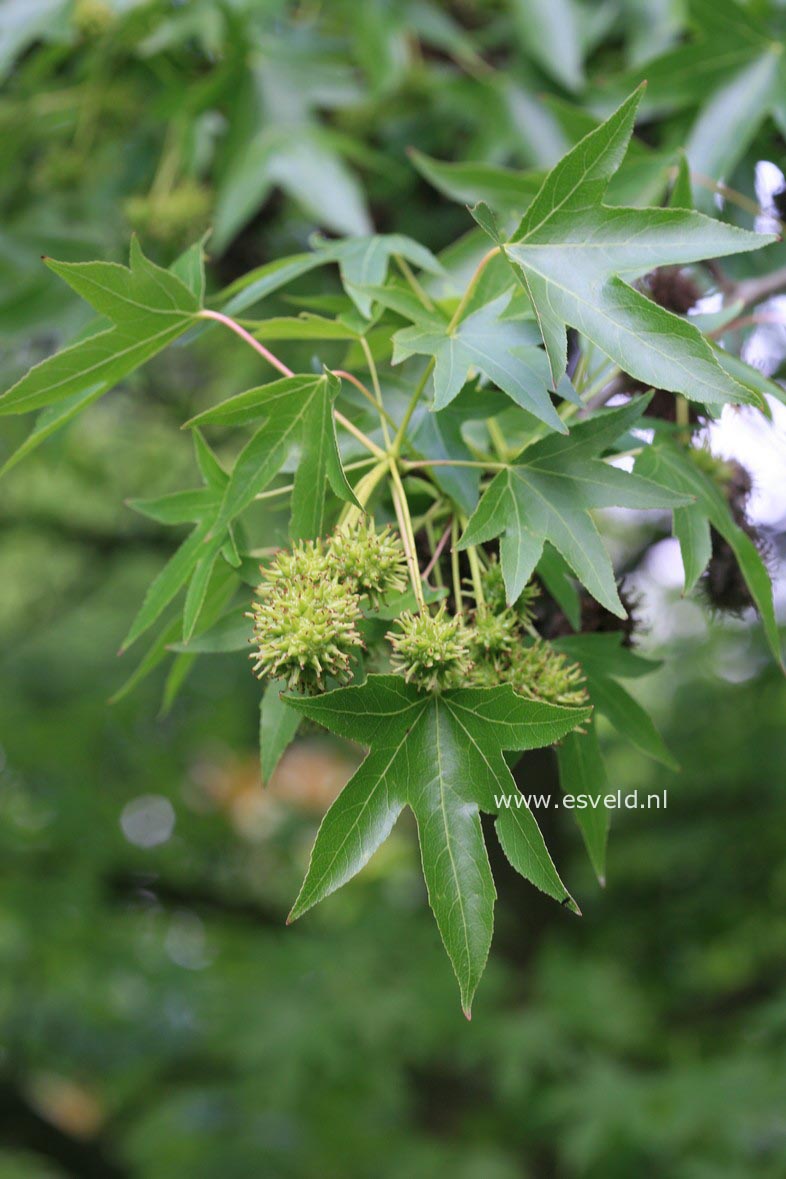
left=512, top=0, right=587, bottom=93
left=410, top=384, right=511, bottom=515
left=285, top=675, right=589, bottom=1015
left=213, top=126, right=371, bottom=252
left=290, top=370, right=358, bottom=540
left=669, top=151, right=694, bottom=210
left=217, top=252, right=335, bottom=319
left=190, top=372, right=358, bottom=539
left=393, top=292, right=569, bottom=431
left=167, top=608, right=252, bottom=654
left=557, top=633, right=678, bottom=770
left=635, top=438, right=783, bottom=665
left=112, top=561, right=239, bottom=700
left=0, top=240, right=199, bottom=416
left=460, top=399, right=690, bottom=615
left=260, top=680, right=301, bottom=786
left=556, top=722, right=610, bottom=883
left=326, top=234, right=444, bottom=318
left=120, top=523, right=221, bottom=653
left=169, top=234, right=208, bottom=303
left=409, top=149, right=544, bottom=213
left=536, top=545, right=582, bottom=630
left=500, top=87, right=775, bottom=406
left=673, top=503, right=712, bottom=594
left=620, top=0, right=786, bottom=207
left=122, top=432, right=231, bottom=651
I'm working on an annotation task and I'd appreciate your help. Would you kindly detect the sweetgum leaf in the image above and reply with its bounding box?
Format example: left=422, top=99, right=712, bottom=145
left=392, top=292, right=569, bottom=430
left=556, top=722, right=610, bottom=883
left=285, top=675, right=590, bottom=1015
left=123, top=434, right=229, bottom=650
left=188, top=371, right=358, bottom=540
left=497, top=87, right=775, bottom=405
left=556, top=633, right=677, bottom=769
left=617, top=0, right=786, bottom=205
left=0, top=239, right=200, bottom=417
left=459, top=399, right=690, bottom=615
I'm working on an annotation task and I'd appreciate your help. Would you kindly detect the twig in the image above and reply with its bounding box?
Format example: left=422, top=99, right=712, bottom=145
left=422, top=523, right=451, bottom=582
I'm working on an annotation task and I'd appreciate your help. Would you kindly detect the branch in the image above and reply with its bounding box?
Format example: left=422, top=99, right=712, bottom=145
left=732, top=264, right=786, bottom=311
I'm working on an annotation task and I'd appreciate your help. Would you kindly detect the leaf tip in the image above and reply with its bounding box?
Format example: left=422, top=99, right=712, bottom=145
left=598, top=874, right=606, bottom=889
left=462, top=1005, right=472, bottom=1022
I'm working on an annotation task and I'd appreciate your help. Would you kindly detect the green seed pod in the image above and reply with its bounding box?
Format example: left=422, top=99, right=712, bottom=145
left=249, top=576, right=363, bottom=694
left=326, top=519, right=407, bottom=607
left=507, top=641, right=588, bottom=708
left=256, top=539, right=332, bottom=596
left=481, top=557, right=539, bottom=624
left=387, top=604, right=473, bottom=692
left=468, top=610, right=517, bottom=664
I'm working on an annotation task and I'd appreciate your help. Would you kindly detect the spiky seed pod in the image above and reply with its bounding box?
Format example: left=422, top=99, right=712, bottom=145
left=249, top=577, right=363, bottom=693
left=701, top=522, right=772, bottom=616
left=123, top=181, right=212, bottom=245
left=690, top=450, right=753, bottom=524
left=469, top=610, right=518, bottom=665
left=507, top=641, right=589, bottom=708
left=256, top=539, right=332, bottom=596
left=689, top=452, right=767, bottom=615
left=535, top=585, right=640, bottom=648
left=622, top=268, right=704, bottom=424
left=387, top=604, right=473, bottom=692
left=643, top=266, right=701, bottom=315
left=327, top=520, right=407, bottom=607
left=480, top=558, right=539, bottom=624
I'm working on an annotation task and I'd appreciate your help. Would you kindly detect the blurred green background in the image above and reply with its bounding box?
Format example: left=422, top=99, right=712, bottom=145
left=2, top=2, right=786, bottom=1176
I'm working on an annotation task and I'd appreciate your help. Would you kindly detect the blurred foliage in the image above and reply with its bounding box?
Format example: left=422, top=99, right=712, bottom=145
left=2, top=0, right=786, bottom=1175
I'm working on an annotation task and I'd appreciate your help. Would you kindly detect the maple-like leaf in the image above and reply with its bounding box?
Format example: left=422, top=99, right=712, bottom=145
left=619, top=0, right=786, bottom=197
left=123, top=431, right=237, bottom=650
left=494, top=86, right=776, bottom=406
left=459, top=399, right=690, bottom=615
left=392, top=292, right=572, bottom=432
left=285, top=675, right=590, bottom=1015
left=553, top=631, right=677, bottom=881
left=187, top=370, right=358, bottom=540
left=0, top=238, right=200, bottom=417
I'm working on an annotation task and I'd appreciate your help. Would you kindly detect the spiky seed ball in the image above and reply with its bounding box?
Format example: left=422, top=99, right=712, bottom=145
left=123, top=181, right=212, bottom=245
left=327, top=520, right=407, bottom=607
left=249, top=577, right=363, bottom=693
left=508, top=641, right=588, bottom=708
left=469, top=611, right=517, bottom=663
left=481, top=558, right=539, bottom=623
left=256, top=539, right=331, bottom=596
left=387, top=604, right=472, bottom=692
left=643, top=266, right=701, bottom=315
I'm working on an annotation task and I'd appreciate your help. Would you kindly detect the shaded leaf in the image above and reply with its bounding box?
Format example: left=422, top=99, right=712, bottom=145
left=285, top=676, right=589, bottom=1014
left=460, top=399, right=690, bottom=615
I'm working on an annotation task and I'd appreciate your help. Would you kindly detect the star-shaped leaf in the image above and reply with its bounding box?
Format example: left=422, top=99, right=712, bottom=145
left=619, top=0, right=786, bottom=200
left=187, top=370, right=358, bottom=540
left=123, top=431, right=235, bottom=651
left=459, top=398, right=690, bottom=615
left=410, top=384, right=512, bottom=515
left=393, top=292, right=572, bottom=431
left=497, top=86, right=776, bottom=406
left=285, top=675, right=590, bottom=1015
left=556, top=633, right=678, bottom=769
left=0, top=238, right=200, bottom=417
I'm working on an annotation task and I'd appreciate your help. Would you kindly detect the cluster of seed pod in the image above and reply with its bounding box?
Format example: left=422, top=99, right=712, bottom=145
left=252, top=530, right=587, bottom=703
left=250, top=520, right=407, bottom=693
